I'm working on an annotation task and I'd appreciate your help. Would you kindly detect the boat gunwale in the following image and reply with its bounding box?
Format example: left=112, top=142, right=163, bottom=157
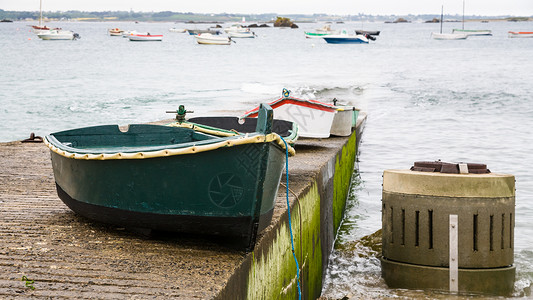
left=243, top=96, right=338, bottom=118
left=45, top=125, right=294, bottom=160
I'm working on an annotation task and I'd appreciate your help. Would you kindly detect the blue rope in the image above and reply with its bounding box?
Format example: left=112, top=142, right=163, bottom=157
left=280, top=136, right=301, bottom=300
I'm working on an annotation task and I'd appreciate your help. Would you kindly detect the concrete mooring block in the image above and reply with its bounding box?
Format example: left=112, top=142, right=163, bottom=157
left=381, top=167, right=515, bottom=296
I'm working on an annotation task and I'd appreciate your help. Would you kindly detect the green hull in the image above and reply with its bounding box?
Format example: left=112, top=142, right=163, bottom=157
left=45, top=105, right=289, bottom=249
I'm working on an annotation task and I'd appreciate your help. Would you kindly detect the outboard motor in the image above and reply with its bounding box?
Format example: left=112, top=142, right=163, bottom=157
left=73, top=33, right=80, bottom=40
left=365, top=33, right=376, bottom=41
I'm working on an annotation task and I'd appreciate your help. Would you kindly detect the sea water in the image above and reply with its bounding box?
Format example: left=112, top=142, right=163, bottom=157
left=0, top=20, right=531, bottom=298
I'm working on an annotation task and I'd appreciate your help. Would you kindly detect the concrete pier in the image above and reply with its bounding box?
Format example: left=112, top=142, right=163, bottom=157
left=0, top=115, right=365, bottom=299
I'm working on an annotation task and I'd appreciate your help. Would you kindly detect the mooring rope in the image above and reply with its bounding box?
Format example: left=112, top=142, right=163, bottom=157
left=280, top=136, right=301, bottom=300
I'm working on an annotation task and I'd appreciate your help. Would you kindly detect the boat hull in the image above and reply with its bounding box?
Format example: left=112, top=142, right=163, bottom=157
left=195, top=34, right=231, bottom=45
left=331, top=106, right=358, bottom=136
left=128, top=35, right=163, bottom=41
left=243, top=97, right=337, bottom=138
left=508, top=31, right=533, bottom=38
left=452, top=29, right=492, bottom=36
left=38, top=31, right=75, bottom=40
left=431, top=32, right=468, bottom=40
left=323, top=35, right=369, bottom=44
left=46, top=123, right=287, bottom=250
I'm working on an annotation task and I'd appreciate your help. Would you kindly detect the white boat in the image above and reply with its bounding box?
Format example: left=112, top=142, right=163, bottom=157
left=304, top=25, right=339, bottom=39
left=452, top=29, right=492, bottom=36
left=508, top=31, right=533, bottom=38
left=224, top=24, right=248, bottom=33
left=323, top=30, right=369, bottom=44
left=195, top=33, right=232, bottom=45
left=108, top=28, right=124, bottom=36
left=242, top=90, right=339, bottom=138
left=431, top=6, right=468, bottom=40
left=37, top=29, right=79, bottom=40
left=128, top=33, right=163, bottom=41
left=330, top=105, right=359, bottom=136
left=122, top=30, right=148, bottom=38
left=431, top=32, right=468, bottom=40
left=227, top=30, right=255, bottom=38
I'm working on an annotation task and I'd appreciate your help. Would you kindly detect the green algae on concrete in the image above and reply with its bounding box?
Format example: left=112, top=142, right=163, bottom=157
left=332, top=133, right=357, bottom=236
left=246, top=183, right=323, bottom=299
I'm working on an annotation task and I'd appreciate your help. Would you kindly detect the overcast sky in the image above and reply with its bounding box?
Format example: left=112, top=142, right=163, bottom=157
left=1, top=0, right=532, bottom=16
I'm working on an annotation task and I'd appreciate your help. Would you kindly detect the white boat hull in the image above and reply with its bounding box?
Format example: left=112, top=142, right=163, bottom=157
left=508, top=31, right=533, bottom=38
left=128, top=34, right=163, bottom=41
left=195, top=34, right=231, bottom=45
left=37, top=30, right=75, bottom=40
left=431, top=32, right=468, bottom=40
left=330, top=106, right=356, bottom=136
left=243, top=97, right=338, bottom=138
left=452, top=29, right=492, bottom=36
left=228, top=31, right=255, bottom=38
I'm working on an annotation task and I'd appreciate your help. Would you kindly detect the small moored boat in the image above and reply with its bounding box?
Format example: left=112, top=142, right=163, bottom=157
left=195, top=33, right=232, bottom=45
left=508, top=31, right=533, bottom=38
left=128, top=33, right=163, bottom=41
left=44, top=104, right=294, bottom=250
left=108, top=28, right=124, bottom=36
left=227, top=30, right=255, bottom=38
left=431, top=32, right=468, bottom=40
left=304, top=24, right=339, bottom=38
left=37, top=29, right=79, bottom=40
left=452, top=29, right=492, bottom=36
left=323, top=30, right=369, bottom=44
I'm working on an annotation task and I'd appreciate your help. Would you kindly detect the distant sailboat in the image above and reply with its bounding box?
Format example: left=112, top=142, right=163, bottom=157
left=452, top=0, right=492, bottom=36
left=431, top=5, right=468, bottom=40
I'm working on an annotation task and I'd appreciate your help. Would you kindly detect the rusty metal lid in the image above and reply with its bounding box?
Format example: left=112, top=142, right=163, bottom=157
left=410, top=161, right=490, bottom=174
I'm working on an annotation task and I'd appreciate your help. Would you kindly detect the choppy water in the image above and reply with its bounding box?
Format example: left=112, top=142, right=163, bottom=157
left=1, top=20, right=532, bottom=298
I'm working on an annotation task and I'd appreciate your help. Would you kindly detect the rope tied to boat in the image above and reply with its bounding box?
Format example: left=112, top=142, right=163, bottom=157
left=280, top=136, right=301, bottom=300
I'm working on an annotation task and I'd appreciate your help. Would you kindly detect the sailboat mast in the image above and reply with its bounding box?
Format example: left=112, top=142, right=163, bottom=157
left=39, top=0, right=42, bottom=27
left=440, top=5, right=443, bottom=34
left=462, top=0, right=465, bottom=30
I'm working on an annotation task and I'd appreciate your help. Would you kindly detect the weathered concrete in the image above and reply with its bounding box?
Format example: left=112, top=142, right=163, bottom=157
left=0, top=115, right=365, bottom=299
left=381, top=169, right=516, bottom=296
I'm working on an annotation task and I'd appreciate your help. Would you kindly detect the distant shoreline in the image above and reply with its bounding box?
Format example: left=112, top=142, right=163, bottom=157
left=0, top=10, right=531, bottom=24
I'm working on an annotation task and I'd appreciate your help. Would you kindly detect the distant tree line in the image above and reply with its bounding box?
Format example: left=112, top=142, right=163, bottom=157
left=0, top=9, right=530, bottom=23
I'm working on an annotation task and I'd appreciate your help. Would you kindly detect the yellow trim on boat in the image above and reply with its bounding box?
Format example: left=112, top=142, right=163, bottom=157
left=44, top=132, right=295, bottom=160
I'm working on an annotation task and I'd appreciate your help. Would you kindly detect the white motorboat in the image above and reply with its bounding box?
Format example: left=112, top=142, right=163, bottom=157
left=128, top=33, right=163, bottom=41
left=195, top=33, right=232, bottom=45
left=323, top=30, right=369, bottom=44
left=37, top=30, right=79, bottom=40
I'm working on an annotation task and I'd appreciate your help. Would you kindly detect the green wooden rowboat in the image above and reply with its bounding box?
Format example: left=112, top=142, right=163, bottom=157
left=44, top=104, right=294, bottom=250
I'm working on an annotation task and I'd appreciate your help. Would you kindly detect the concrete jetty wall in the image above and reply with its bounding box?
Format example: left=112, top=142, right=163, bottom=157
left=218, top=118, right=365, bottom=299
